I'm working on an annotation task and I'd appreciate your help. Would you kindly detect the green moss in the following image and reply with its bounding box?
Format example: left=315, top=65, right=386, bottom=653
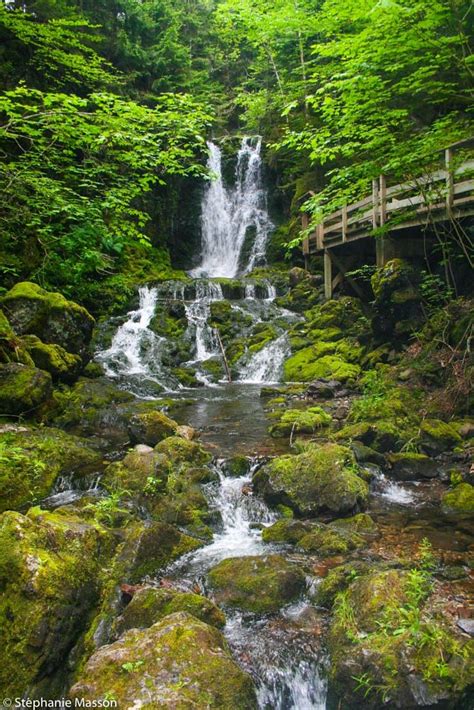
left=269, top=406, right=332, bottom=437
left=441, top=483, right=474, bottom=517
left=155, top=435, right=212, bottom=466
left=201, top=358, right=225, bottom=381
left=371, top=259, right=418, bottom=302
left=71, top=612, right=257, bottom=708
left=420, top=419, right=462, bottom=450
left=330, top=513, right=377, bottom=534
left=113, top=587, right=226, bottom=636
left=261, top=519, right=314, bottom=544
left=254, top=443, right=369, bottom=516
left=315, top=562, right=371, bottom=608
left=0, top=507, right=115, bottom=696
left=223, top=455, right=249, bottom=477
left=208, top=555, right=305, bottom=614
left=0, top=426, right=101, bottom=512
left=0, top=362, right=52, bottom=416
left=284, top=347, right=361, bottom=383
left=21, top=334, right=81, bottom=381
left=172, top=366, right=199, bottom=387
left=127, top=522, right=203, bottom=582
left=128, top=409, right=178, bottom=446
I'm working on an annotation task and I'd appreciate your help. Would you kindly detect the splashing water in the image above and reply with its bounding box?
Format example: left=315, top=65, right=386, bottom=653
left=238, top=333, right=291, bottom=384
left=191, top=137, right=273, bottom=278
left=373, top=472, right=417, bottom=505
left=184, top=281, right=223, bottom=361
left=97, top=286, right=166, bottom=383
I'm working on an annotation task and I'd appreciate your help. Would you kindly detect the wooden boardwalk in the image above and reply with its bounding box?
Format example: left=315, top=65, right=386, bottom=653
left=301, top=139, right=474, bottom=298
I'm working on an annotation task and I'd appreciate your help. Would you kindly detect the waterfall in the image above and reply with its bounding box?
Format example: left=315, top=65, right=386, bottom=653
left=97, top=286, right=166, bottom=383
left=184, top=281, right=223, bottom=361
left=238, top=333, right=291, bottom=384
left=191, top=137, right=273, bottom=279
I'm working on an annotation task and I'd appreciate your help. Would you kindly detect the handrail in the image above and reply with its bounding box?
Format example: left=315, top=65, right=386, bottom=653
left=302, top=140, right=474, bottom=255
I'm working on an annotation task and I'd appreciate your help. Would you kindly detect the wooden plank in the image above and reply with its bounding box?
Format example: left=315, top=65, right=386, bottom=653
left=372, top=178, right=379, bottom=229
left=324, top=250, right=332, bottom=299
left=446, top=148, right=454, bottom=212
left=328, top=251, right=365, bottom=299
left=379, top=174, right=387, bottom=225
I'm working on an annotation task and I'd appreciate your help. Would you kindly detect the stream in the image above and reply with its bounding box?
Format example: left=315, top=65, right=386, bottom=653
left=68, top=137, right=472, bottom=708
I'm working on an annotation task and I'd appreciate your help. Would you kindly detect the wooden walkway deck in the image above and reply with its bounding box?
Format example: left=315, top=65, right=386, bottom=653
left=300, top=139, right=474, bottom=298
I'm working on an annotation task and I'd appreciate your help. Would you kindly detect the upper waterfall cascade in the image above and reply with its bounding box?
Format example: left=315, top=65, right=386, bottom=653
left=191, top=137, right=273, bottom=279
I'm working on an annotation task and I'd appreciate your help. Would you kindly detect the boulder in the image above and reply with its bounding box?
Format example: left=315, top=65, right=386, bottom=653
left=0, top=362, right=52, bottom=416
left=441, top=483, right=474, bottom=518
left=328, top=567, right=474, bottom=708
left=70, top=612, right=257, bottom=708
left=1, top=282, right=94, bottom=359
left=388, top=452, right=438, bottom=480
left=20, top=335, right=82, bottom=382
left=0, top=426, right=102, bottom=513
left=128, top=411, right=178, bottom=446
left=306, top=379, right=342, bottom=399
left=0, top=507, right=115, bottom=696
left=112, top=586, right=225, bottom=637
left=254, top=443, right=369, bottom=517
left=208, top=555, right=305, bottom=614
left=420, top=419, right=462, bottom=455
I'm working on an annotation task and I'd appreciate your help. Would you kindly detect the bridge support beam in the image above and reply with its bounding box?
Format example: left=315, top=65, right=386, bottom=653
left=376, top=236, right=397, bottom=267
left=324, top=250, right=332, bottom=299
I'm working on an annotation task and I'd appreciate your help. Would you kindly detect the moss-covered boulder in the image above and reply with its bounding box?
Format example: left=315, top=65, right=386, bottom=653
left=155, top=435, right=212, bottom=466
left=315, top=561, right=372, bottom=608
left=128, top=409, right=178, bottom=446
left=441, top=483, right=474, bottom=518
left=70, top=612, right=257, bottom=708
left=328, top=567, right=474, bottom=708
left=0, top=506, right=115, bottom=696
left=269, top=406, right=332, bottom=437
left=371, top=259, right=423, bottom=339
left=420, top=419, right=462, bottom=455
left=0, top=311, right=34, bottom=366
left=112, top=586, right=226, bottom=637
left=0, top=426, right=101, bottom=512
left=297, top=524, right=365, bottom=556
left=208, top=555, right=305, bottom=614
left=0, top=362, right=52, bottom=416
left=254, top=443, right=369, bottom=517
left=261, top=519, right=315, bottom=544
left=101, top=445, right=166, bottom=495
left=1, top=282, right=95, bottom=359
left=284, top=344, right=361, bottom=383
left=222, top=455, right=249, bottom=477
left=21, top=335, right=82, bottom=382
left=126, top=521, right=203, bottom=582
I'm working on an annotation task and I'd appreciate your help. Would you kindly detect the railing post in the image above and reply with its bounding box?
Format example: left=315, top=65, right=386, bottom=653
left=324, top=249, right=332, bottom=300
left=372, top=178, right=379, bottom=229
left=379, top=174, right=387, bottom=225
left=342, top=204, right=348, bottom=242
left=445, top=148, right=454, bottom=213
left=317, top=222, right=324, bottom=250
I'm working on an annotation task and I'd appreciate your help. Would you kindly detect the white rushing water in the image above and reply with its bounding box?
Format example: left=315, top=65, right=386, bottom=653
left=97, top=286, right=166, bottom=383
left=373, top=471, right=417, bottom=505
left=184, top=281, right=223, bottom=361
left=191, top=137, right=273, bottom=278
left=238, top=333, right=291, bottom=384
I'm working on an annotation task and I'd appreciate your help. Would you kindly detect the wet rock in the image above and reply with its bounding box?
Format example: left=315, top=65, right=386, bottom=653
left=176, top=424, right=196, bottom=440
left=458, top=421, right=474, bottom=439
left=420, top=419, right=462, bottom=455
left=388, top=452, right=438, bottom=480
left=21, top=335, right=82, bottom=382
left=350, top=441, right=386, bottom=466
left=208, top=555, right=305, bottom=614
left=102, top=446, right=166, bottom=494
left=222, top=455, right=249, bottom=477
left=261, top=519, right=315, bottom=544
left=112, top=586, right=226, bottom=637
left=0, top=507, right=115, bottom=696
left=128, top=409, right=178, bottom=446
left=457, top=619, right=474, bottom=637
left=269, top=406, right=332, bottom=437
left=306, top=378, right=342, bottom=399
left=314, top=561, right=372, bottom=608
left=155, top=435, right=212, bottom=466
left=441, top=483, right=474, bottom=518
left=0, top=362, right=52, bottom=416
left=0, top=426, right=102, bottom=512
left=1, top=282, right=94, bottom=359
left=371, top=259, right=423, bottom=339
left=126, top=521, right=204, bottom=582
left=254, top=443, right=369, bottom=517
left=70, top=612, right=257, bottom=708
left=328, top=567, right=474, bottom=708
left=297, top=524, right=365, bottom=557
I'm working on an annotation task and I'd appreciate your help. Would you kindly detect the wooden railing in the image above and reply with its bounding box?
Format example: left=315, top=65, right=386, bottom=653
left=302, top=139, right=474, bottom=255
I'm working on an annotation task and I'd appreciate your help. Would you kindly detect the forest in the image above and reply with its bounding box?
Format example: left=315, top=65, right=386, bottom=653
left=0, top=0, right=473, bottom=708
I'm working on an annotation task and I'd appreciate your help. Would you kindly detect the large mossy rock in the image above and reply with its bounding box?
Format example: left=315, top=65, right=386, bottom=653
left=0, top=507, right=115, bottom=696
left=371, top=259, right=423, bottom=338
left=0, top=426, right=102, bottom=513
left=0, top=362, right=52, bottom=415
left=283, top=343, right=361, bottom=383
left=1, top=282, right=94, bottom=359
left=125, top=521, right=203, bottom=582
left=420, top=418, right=462, bottom=455
left=207, top=555, right=305, bottom=614
left=70, top=612, right=257, bottom=708
left=254, top=443, right=369, bottom=517
left=112, top=586, right=226, bottom=638
left=128, top=409, right=179, bottom=446
left=441, top=483, right=474, bottom=518
left=20, top=334, right=82, bottom=382
left=328, top=568, right=474, bottom=708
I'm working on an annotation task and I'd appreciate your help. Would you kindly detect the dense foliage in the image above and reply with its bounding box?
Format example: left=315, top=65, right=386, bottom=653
left=0, top=0, right=472, bottom=305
